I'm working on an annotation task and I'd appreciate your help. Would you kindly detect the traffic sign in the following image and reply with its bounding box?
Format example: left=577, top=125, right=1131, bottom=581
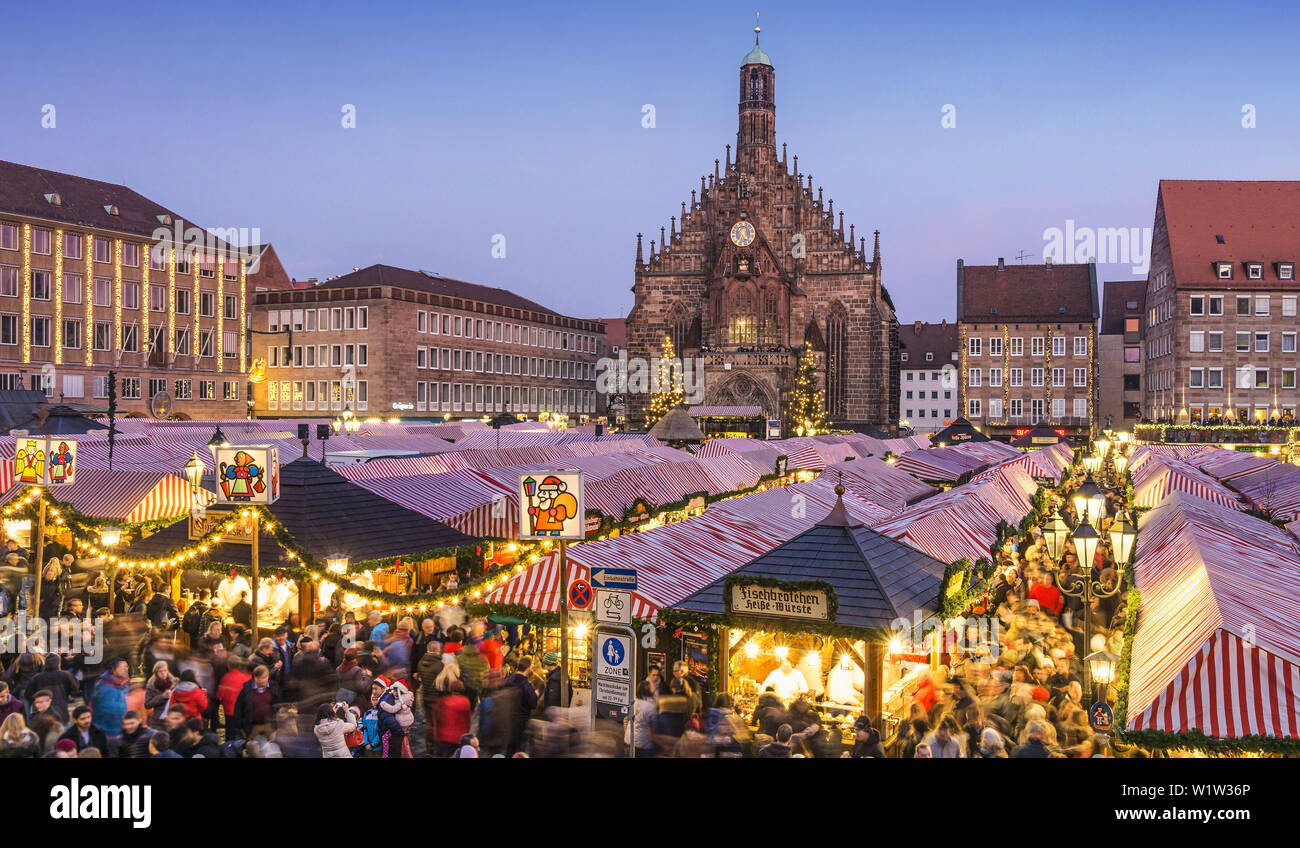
left=590, top=567, right=637, bottom=591
left=593, top=678, right=632, bottom=721
left=595, top=588, right=631, bottom=625
left=596, top=632, right=631, bottom=679
left=568, top=578, right=593, bottom=610
left=592, top=623, right=637, bottom=729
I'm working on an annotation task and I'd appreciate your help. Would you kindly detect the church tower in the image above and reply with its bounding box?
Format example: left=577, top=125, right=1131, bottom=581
left=624, top=23, right=900, bottom=434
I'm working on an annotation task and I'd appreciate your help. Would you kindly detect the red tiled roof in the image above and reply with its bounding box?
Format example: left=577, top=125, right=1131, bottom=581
left=1160, top=180, right=1300, bottom=289
left=0, top=160, right=191, bottom=239
left=1100, top=279, right=1147, bottom=335
left=958, top=261, right=1097, bottom=323
left=900, top=320, right=958, bottom=365
left=313, top=264, right=564, bottom=317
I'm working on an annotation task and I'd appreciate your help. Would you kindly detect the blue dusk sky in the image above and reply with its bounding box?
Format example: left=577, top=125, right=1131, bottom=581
left=2, top=0, right=1298, bottom=324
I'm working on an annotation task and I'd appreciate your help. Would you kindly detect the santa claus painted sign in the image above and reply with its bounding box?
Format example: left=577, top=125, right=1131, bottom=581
left=11, top=437, right=77, bottom=488
left=519, top=470, right=584, bottom=540
left=213, top=445, right=280, bottom=505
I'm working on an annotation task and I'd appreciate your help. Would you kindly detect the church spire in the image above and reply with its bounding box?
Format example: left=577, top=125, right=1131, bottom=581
left=737, top=15, right=775, bottom=160
left=872, top=229, right=881, bottom=268
left=635, top=232, right=643, bottom=268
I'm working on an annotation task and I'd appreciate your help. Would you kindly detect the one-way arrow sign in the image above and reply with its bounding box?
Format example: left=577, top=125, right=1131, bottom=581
left=590, top=567, right=637, bottom=591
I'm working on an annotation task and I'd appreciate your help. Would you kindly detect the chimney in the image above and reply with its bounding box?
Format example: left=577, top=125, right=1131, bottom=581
left=997, top=257, right=1005, bottom=271
left=913, top=320, right=922, bottom=333
left=1045, top=256, right=1053, bottom=269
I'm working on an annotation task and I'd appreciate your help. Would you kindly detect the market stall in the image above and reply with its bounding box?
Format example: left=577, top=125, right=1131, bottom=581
left=659, top=486, right=949, bottom=743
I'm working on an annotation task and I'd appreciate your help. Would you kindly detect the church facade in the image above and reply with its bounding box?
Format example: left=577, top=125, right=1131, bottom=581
left=625, top=32, right=900, bottom=432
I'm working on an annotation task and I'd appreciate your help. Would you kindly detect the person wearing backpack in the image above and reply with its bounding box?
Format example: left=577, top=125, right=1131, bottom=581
left=181, top=591, right=210, bottom=643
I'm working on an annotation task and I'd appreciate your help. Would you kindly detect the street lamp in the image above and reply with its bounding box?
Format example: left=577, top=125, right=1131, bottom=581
left=1094, top=436, right=1112, bottom=459
left=207, top=426, right=229, bottom=451
left=1071, top=517, right=1100, bottom=570
left=184, top=450, right=205, bottom=506
left=325, top=552, right=350, bottom=574
left=1083, top=456, right=1102, bottom=476
left=1086, top=648, right=1120, bottom=702
left=98, top=526, right=123, bottom=547
left=1112, top=453, right=1128, bottom=478
left=1060, top=518, right=1122, bottom=704
left=1040, top=509, right=1070, bottom=564
left=1109, top=509, right=1137, bottom=568
left=1073, top=476, right=1106, bottom=527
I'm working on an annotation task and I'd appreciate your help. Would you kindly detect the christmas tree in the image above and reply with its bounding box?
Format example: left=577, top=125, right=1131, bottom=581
left=786, top=341, right=829, bottom=436
left=648, top=335, right=684, bottom=427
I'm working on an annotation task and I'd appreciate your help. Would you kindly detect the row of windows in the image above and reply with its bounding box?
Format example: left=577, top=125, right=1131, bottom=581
left=1188, top=330, right=1298, bottom=354
left=414, top=347, right=592, bottom=380
left=1211, top=261, right=1294, bottom=281
left=1183, top=404, right=1296, bottom=423
left=904, top=371, right=947, bottom=382
left=1188, top=294, right=1298, bottom=318
left=23, top=374, right=241, bottom=401
left=905, top=390, right=953, bottom=400
left=269, top=344, right=369, bottom=369
left=411, top=383, right=597, bottom=415
left=415, top=310, right=596, bottom=353
left=0, top=314, right=237, bottom=357
left=0, top=267, right=240, bottom=318
left=967, top=336, right=1089, bottom=357
left=269, top=307, right=368, bottom=333
left=904, top=408, right=953, bottom=419
left=0, top=223, right=243, bottom=280
left=966, top=367, right=1090, bottom=388
left=267, top=380, right=368, bottom=412
left=1187, top=367, right=1298, bottom=390
left=966, top=398, right=1089, bottom=420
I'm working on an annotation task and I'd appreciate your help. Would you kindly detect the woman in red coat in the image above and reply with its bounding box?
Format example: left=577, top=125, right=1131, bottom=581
left=170, top=669, right=210, bottom=720
left=1028, top=572, right=1064, bottom=617
left=434, top=679, right=472, bottom=757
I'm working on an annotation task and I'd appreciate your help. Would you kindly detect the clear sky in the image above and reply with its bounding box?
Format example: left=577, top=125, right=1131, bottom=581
left=3, top=0, right=1298, bottom=324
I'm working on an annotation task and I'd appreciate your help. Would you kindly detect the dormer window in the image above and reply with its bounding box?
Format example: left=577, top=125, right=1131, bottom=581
left=44, top=193, right=62, bottom=207
left=1246, top=262, right=1263, bottom=280
left=925, top=352, right=934, bottom=362
left=901, top=352, right=909, bottom=362
left=1279, top=262, right=1294, bottom=281
left=103, top=205, right=119, bottom=216
left=1216, top=262, right=1233, bottom=280
left=157, top=214, right=173, bottom=226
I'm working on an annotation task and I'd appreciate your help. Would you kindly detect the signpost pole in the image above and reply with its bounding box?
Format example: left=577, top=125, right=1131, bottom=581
left=559, top=539, right=570, bottom=707
left=31, top=493, right=46, bottom=621
left=249, top=512, right=260, bottom=640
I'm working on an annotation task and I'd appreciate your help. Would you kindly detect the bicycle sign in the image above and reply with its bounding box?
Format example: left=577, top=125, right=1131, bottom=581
left=595, top=588, right=631, bottom=625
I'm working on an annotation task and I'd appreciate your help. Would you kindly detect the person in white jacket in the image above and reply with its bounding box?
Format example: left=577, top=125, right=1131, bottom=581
left=314, top=703, right=359, bottom=758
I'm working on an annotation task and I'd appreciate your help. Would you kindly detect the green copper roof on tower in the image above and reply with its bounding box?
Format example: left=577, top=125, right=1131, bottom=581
left=743, top=12, right=771, bottom=66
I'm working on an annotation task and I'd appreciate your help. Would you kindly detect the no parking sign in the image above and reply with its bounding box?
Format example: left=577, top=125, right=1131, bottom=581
left=568, top=578, right=593, bottom=610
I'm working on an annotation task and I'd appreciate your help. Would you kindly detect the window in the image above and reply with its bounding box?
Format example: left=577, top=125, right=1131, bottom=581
left=63, top=232, right=83, bottom=260
left=989, top=398, right=1003, bottom=418
left=1031, top=337, right=1045, bottom=356
left=93, top=322, right=110, bottom=351
left=1052, top=368, right=1065, bottom=387
left=62, top=375, right=83, bottom=398
left=199, top=291, right=215, bottom=317
left=1256, top=332, right=1270, bottom=353
left=93, top=278, right=111, bottom=307
left=1284, top=332, right=1297, bottom=353
left=62, top=319, right=81, bottom=349
left=31, top=229, right=51, bottom=255
left=175, top=289, right=190, bottom=315
left=1073, top=398, right=1087, bottom=419
left=1052, top=336, right=1065, bottom=357
left=1218, top=263, right=1233, bottom=280
left=31, top=317, right=50, bottom=347
left=122, top=282, right=140, bottom=311
left=417, top=346, right=427, bottom=368
left=224, top=381, right=239, bottom=401
left=1284, top=369, right=1297, bottom=390
left=1236, top=332, right=1251, bottom=352
left=967, top=368, right=981, bottom=387
left=1031, top=367, right=1044, bottom=387
left=92, top=376, right=109, bottom=398
left=200, top=330, right=214, bottom=358
left=122, top=325, right=138, bottom=352
left=120, top=377, right=141, bottom=399
left=1284, top=296, right=1297, bottom=317
left=1052, top=398, right=1065, bottom=419
left=0, top=223, right=17, bottom=251
left=175, top=327, right=190, bottom=353
left=1208, top=332, right=1223, bottom=352
left=968, top=337, right=981, bottom=356
left=1189, top=331, right=1204, bottom=353
left=1247, top=263, right=1263, bottom=280
left=1189, top=368, right=1204, bottom=389
left=199, top=380, right=215, bottom=400
left=1031, top=398, right=1044, bottom=422
left=0, top=266, right=16, bottom=296
left=1208, top=368, right=1223, bottom=389
left=0, top=314, right=18, bottom=345
left=967, top=398, right=981, bottom=418
left=62, top=274, right=82, bottom=304
left=1074, top=336, right=1088, bottom=355
left=1124, top=346, right=1141, bottom=363
left=175, top=380, right=192, bottom=400
left=1237, top=295, right=1251, bottom=316
left=1208, top=296, right=1223, bottom=316
left=31, top=271, right=51, bottom=300
left=989, top=368, right=1002, bottom=387
left=989, top=337, right=1003, bottom=356
left=1281, top=263, right=1295, bottom=281
left=93, top=237, right=112, bottom=264
left=224, top=294, right=238, bottom=320
left=1009, top=398, right=1023, bottom=418
left=418, top=312, right=427, bottom=333
left=1256, top=369, right=1270, bottom=389
left=1009, top=368, right=1023, bottom=387
left=1256, top=295, right=1269, bottom=316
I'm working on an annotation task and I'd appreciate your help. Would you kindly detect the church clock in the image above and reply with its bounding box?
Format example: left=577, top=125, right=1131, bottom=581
left=729, top=220, right=756, bottom=247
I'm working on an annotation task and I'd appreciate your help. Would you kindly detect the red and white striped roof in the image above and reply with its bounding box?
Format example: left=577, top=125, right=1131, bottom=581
left=1126, top=492, right=1300, bottom=739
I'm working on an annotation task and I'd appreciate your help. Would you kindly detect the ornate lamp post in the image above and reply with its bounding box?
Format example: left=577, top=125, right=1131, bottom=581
left=1059, top=514, right=1124, bottom=704
left=1040, top=509, right=1070, bottom=564
left=1109, top=509, right=1137, bottom=568
left=1073, top=476, right=1106, bottom=528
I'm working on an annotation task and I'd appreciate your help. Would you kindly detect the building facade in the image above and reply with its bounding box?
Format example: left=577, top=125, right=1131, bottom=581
left=624, top=31, right=899, bottom=431
left=0, top=160, right=251, bottom=419
left=251, top=264, right=605, bottom=420
left=899, top=319, right=959, bottom=433
left=957, top=258, right=1099, bottom=442
left=1142, top=180, right=1300, bottom=424
left=1099, top=280, right=1146, bottom=430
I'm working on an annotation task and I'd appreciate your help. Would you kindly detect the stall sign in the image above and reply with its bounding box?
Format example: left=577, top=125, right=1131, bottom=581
left=12, top=437, right=77, bottom=488
left=595, top=588, right=631, bottom=625
left=729, top=582, right=831, bottom=622
left=519, top=471, right=584, bottom=540
left=1088, top=701, right=1114, bottom=734
left=214, top=445, right=280, bottom=505
left=189, top=509, right=254, bottom=544
left=767, top=419, right=782, bottom=439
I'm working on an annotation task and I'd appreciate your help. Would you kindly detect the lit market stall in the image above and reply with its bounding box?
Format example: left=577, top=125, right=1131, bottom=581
left=658, top=484, right=949, bottom=743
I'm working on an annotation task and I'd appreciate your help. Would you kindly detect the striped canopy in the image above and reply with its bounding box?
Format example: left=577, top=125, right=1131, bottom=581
left=1126, top=492, right=1300, bottom=740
